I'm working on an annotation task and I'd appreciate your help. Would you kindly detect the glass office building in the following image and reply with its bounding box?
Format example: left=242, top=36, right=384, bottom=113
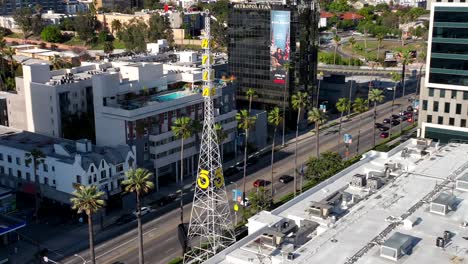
left=228, top=0, right=319, bottom=123
left=419, top=3, right=468, bottom=142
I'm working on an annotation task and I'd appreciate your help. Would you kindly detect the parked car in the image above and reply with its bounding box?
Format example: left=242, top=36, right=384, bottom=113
left=155, top=194, right=176, bottom=207
left=253, top=179, right=267, bottom=187
left=374, top=123, right=384, bottom=128
left=391, top=120, right=400, bottom=126
left=407, top=105, right=413, bottom=112
left=279, top=175, right=294, bottom=183
left=224, top=167, right=240, bottom=177
left=247, top=156, right=259, bottom=166
left=401, top=116, right=408, bottom=121
left=114, top=214, right=135, bottom=225
left=379, top=126, right=390, bottom=131
left=406, top=112, right=413, bottom=117
left=391, top=114, right=400, bottom=120
left=133, top=207, right=150, bottom=216
left=240, top=197, right=251, bottom=207
left=383, top=118, right=391, bottom=124
left=380, top=132, right=389, bottom=138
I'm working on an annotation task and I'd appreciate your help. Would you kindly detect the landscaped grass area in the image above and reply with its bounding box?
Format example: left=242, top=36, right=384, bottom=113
left=341, top=39, right=426, bottom=62
left=91, top=39, right=126, bottom=50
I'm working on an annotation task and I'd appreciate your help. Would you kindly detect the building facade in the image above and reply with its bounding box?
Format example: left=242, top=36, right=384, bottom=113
left=419, top=3, right=468, bottom=142
left=0, top=0, right=66, bottom=15
left=228, top=0, right=319, bottom=122
left=0, top=126, right=136, bottom=205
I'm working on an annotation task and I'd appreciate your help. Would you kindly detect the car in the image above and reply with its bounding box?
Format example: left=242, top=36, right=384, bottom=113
left=383, top=118, right=391, bottom=124
left=279, top=175, right=294, bottom=183
left=224, top=167, right=240, bottom=177
left=406, top=112, right=413, bottom=117
left=407, top=106, right=413, bottom=112
left=374, top=123, right=384, bottom=128
left=253, top=179, right=267, bottom=187
left=391, top=120, right=400, bottom=126
left=115, top=214, right=135, bottom=225
left=401, top=116, right=408, bottom=121
left=391, top=114, right=400, bottom=120
left=240, top=197, right=251, bottom=207
left=380, top=132, right=389, bottom=138
left=155, top=194, right=176, bottom=207
left=379, top=126, right=389, bottom=131
left=133, top=207, right=150, bottom=216
left=247, top=156, right=258, bottom=166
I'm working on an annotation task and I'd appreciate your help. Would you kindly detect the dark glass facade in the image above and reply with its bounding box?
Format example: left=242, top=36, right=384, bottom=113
left=0, top=0, right=66, bottom=15
left=429, top=6, right=468, bottom=86
left=228, top=1, right=319, bottom=121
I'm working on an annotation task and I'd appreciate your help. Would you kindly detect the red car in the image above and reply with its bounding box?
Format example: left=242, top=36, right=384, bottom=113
left=380, top=132, right=389, bottom=138
left=253, top=179, right=267, bottom=187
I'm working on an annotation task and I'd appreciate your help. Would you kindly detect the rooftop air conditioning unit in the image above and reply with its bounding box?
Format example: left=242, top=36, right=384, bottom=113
left=287, top=253, right=295, bottom=260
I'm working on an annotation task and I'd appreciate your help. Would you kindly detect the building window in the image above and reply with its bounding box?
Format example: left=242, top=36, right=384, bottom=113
left=77, top=175, right=82, bottom=184
left=451, top=90, right=457, bottom=99
left=101, top=170, right=106, bottom=179
left=52, top=180, right=56, bottom=185
left=88, top=176, right=92, bottom=184
left=464, top=91, right=468, bottom=100
left=8, top=168, right=12, bottom=176
left=444, top=102, right=450, bottom=113
left=93, top=174, right=97, bottom=182
left=17, top=170, right=21, bottom=178
left=16, top=157, right=21, bottom=165
left=43, top=164, right=48, bottom=172
left=7, top=155, right=11, bottom=163
left=462, top=119, right=467, bottom=127
left=26, top=172, right=30, bottom=181
left=91, top=166, right=94, bottom=172
left=449, top=118, right=455, bottom=126
left=101, top=160, right=104, bottom=167
left=433, top=101, right=439, bottom=112
left=440, top=89, right=446, bottom=98
left=422, top=100, right=428, bottom=111
left=427, top=115, right=432, bottom=123
left=0, top=166, right=4, bottom=174
left=429, top=88, right=434, bottom=97
left=456, top=104, right=462, bottom=115
left=0, top=153, right=3, bottom=160
left=44, top=177, right=49, bottom=185
left=52, top=166, right=55, bottom=172
left=116, top=164, right=123, bottom=172
left=438, top=116, right=443, bottom=125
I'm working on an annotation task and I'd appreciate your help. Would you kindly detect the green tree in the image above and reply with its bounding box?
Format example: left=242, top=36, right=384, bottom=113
left=50, top=54, right=65, bottom=70
left=333, top=35, right=341, bottom=65
left=306, top=152, right=343, bottom=181
left=247, top=187, right=271, bottom=214
left=25, top=149, right=45, bottom=223
left=40, top=25, right=63, bottom=43
left=236, top=109, right=257, bottom=212
left=122, top=168, right=154, bottom=264
left=267, top=107, right=282, bottom=197
left=348, top=37, right=356, bottom=66
left=307, top=107, right=327, bottom=157
left=75, top=11, right=97, bottom=44
left=60, top=17, right=75, bottom=31
left=376, top=33, right=384, bottom=61
left=369, top=89, right=385, bottom=147
left=4, top=47, right=15, bottom=77
left=103, top=41, right=114, bottom=54
left=120, top=19, right=148, bottom=52
left=335, top=98, right=351, bottom=145
left=291, top=92, right=308, bottom=197
left=245, top=88, right=256, bottom=114
left=328, top=0, right=350, bottom=12
left=214, top=123, right=227, bottom=160
left=111, top=19, right=122, bottom=35
left=70, top=185, right=105, bottom=264
left=13, top=8, right=33, bottom=38
left=352, top=98, right=369, bottom=154
left=172, top=117, right=194, bottom=225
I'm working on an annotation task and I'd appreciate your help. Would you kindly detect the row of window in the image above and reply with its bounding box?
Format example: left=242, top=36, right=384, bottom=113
left=0, top=153, right=52, bottom=171
left=0, top=165, right=55, bottom=185
left=422, top=100, right=464, bottom=115
left=426, top=115, right=467, bottom=127
left=428, top=88, right=468, bottom=100
left=154, top=142, right=196, bottom=159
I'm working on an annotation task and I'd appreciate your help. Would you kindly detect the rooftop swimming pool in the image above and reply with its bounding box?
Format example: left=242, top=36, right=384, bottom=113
left=152, top=92, right=186, bottom=102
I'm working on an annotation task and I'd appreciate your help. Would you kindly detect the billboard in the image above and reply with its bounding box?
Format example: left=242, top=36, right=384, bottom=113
left=270, top=10, right=290, bottom=85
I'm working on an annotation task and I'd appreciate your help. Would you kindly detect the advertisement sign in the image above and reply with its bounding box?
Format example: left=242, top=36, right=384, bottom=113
left=232, top=189, right=242, bottom=202
left=270, top=10, right=290, bottom=85
left=344, top=134, right=352, bottom=144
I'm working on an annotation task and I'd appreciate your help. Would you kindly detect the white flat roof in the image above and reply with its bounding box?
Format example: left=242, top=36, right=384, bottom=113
left=18, top=48, right=51, bottom=54
left=207, top=140, right=468, bottom=264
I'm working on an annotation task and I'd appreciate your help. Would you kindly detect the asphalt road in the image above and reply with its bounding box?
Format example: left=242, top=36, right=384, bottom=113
left=62, top=94, right=416, bottom=264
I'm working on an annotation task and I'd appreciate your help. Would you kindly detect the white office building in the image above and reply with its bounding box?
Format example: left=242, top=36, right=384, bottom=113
left=0, top=126, right=136, bottom=205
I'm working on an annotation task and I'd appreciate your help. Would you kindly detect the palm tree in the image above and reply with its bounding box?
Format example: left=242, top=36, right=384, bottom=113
left=352, top=98, right=369, bottom=154
left=369, top=89, right=385, bottom=147
left=122, top=168, right=154, bottom=264
left=333, top=35, right=341, bottom=65
left=50, top=54, right=64, bottom=70
left=4, top=47, right=15, bottom=75
left=348, top=37, right=356, bottom=66
left=214, top=123, right=227, bottom=160
left=111, top=19, right=122, bottom=34
left=246, top=88, right=256, bottom=114
left=70, top=185, right=105, bottom=264
left=335, top=98, right=351, bottom=145
left=307, top=107, right=327, bottom=158
left=291, top=92, right=308, bottom=197
left=376, top=34, right=384, bottom=61
left=267, top=107, right=282, bottom=197
left=25, top=149, right=45, bottom=224
left=236, top=109, right=257, bottom=211
left=390, top=72, right=402, bottom=137
left=172, top=117, right=194, bottom=225
left=281, top=62, right=291, bottom=147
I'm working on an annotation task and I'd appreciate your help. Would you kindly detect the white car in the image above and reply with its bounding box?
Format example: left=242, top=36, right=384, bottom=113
left=133, top=207, right=151, bottom=216
left=239, top=198, right=251, bottom=207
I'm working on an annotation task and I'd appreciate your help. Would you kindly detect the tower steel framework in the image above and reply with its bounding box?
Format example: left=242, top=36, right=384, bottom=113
left=183, top=10, right=236, bottom=264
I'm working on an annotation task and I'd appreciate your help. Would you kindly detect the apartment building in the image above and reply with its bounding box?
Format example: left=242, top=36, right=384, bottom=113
left=0, top=126, right=136, bottom=205
left=419, top=3, right=468, bottom=142
left=426, top=0, right=467, bottom=10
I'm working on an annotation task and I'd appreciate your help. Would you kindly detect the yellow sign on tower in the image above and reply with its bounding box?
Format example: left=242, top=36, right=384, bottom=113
left=201, top=39, right=209, bottom=49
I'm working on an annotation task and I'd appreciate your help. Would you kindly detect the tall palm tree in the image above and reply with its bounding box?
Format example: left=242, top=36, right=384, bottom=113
left=400, top=50, right=414, bottom=131
left=307, top=107, right=327, bottom=158
left=51, top=54, right=64, bottom=70
left=122, top=168, right=154, bottom=264
left=291, top=92, right=308, bottom=197
left=4, top=47, right=15, bottom=75
left=282, top=62, right=291, bottom=147
left=246, top=88, right=256, bottom=114
left=172, top=117, right=194, bottom=225
left=333, top=35, right=341, bottom=65
left=236, top=109, right=257, bottom=211
left=267, top=107, right=282, bottom=197
left=214, top=123, right=227, bottom=160
left=352, top=98, right=369, bottom=154
left=70, top=185, right=105, bottom=264
left=111, top=19, right=122, bottom=34
left=376, top=34, right=384, bottom=61
left=369, top=89, right=385, bottom=147
left=335, top=98, right=351, bottom=145
left=25, top=149, right=45, bottom=224
left=348, top=37, right=356, bottom=66
left=390, top=72, right=402, bottom=137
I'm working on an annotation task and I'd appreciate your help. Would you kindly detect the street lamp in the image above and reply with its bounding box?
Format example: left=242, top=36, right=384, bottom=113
left=74, top=254, right=87, bottom=264
left=43, top=256, right=59, bottom=264
left=316, top=72, right=324, bottom=108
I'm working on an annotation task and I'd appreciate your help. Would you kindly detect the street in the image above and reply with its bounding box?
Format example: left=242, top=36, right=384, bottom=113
left=61, top=92, right=416, bottom=264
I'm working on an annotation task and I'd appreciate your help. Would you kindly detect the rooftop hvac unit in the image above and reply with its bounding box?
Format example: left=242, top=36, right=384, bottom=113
left=436, top=237, right=445, bottom=248
left=287, top=253, right=295, bottom=260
